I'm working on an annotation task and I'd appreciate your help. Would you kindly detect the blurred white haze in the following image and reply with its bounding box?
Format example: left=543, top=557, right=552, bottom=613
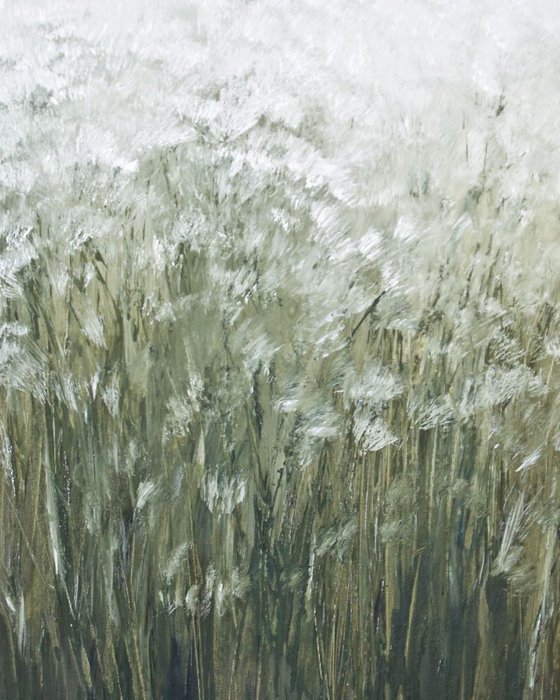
left=2, top=1, right=560, bottom=698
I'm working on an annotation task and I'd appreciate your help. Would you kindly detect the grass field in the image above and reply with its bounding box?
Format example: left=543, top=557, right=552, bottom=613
left=1, top=2, right=560, bottom=697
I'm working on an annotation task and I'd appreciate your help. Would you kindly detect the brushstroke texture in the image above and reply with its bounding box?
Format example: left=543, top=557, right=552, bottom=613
left=1, top=1, right=560, bottom=697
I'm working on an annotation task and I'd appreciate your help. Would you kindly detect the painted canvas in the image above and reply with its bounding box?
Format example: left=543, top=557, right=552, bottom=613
left=1, top=1, right=559, bottom=698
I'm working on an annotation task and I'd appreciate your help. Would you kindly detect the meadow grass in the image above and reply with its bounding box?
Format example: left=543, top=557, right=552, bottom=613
left=1, top=2, right=560, bottom=697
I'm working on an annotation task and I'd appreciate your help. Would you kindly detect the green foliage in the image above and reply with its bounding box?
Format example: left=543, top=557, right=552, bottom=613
left=2, top=1, right=560, bottom=697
